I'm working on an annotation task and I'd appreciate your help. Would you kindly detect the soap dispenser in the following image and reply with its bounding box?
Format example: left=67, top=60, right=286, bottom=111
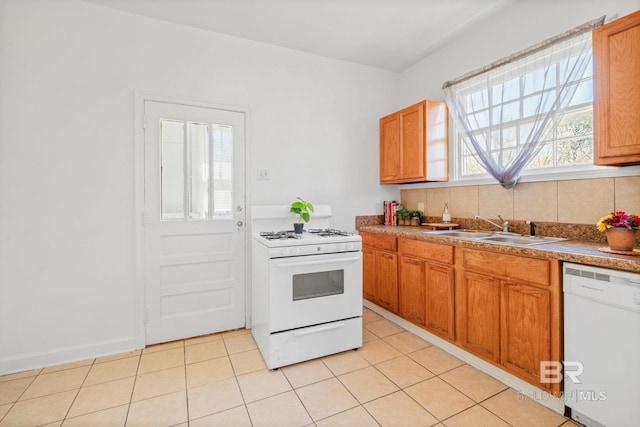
left=442, top=202, right=451, bottom=223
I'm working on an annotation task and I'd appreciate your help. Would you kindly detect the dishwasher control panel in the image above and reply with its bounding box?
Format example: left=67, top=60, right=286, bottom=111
left=563, top=263, right=640, bottom=312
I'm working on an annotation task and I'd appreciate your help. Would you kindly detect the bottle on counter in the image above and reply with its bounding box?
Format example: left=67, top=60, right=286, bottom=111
left=442, top=202, right=451, bottom=223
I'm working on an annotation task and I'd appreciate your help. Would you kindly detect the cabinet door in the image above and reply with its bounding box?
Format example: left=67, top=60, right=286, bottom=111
left=399, top=256, right=426, bottom=325
left=400, top=103, right=425, bottom=180
left=375, top=251, right=398, bottom=313
left=593, top=10, right=640, bottom=165
left=501, top=282, right=551, bottom=388
left=425, top=264, right=455, bottom=340
left=458, top=271, right=501, bottom=362
left=380, top=114, right=400, bottom=182
left=362, top=247, right=376, bottom=302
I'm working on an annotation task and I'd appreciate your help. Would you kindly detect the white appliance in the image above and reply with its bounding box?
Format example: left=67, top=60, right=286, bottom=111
left=251, top=205, right=363, bottom=369
left=563, top=263, right=640, bottom=427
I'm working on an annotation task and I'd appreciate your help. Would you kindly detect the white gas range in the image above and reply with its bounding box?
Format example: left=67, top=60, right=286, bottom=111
left=251, top=205, right=363, bottom=369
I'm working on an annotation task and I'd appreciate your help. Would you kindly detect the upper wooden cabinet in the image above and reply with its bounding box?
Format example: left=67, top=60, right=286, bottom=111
left=593, top=10, right=640, bottom=165
left=380, top=100, right=449, bottom=183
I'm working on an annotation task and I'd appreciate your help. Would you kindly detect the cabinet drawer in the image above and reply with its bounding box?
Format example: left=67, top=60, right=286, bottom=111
left=361, top=232, right=397, bottom=252
left=461, top=248, right=549, bottom=286
left=399, top=238, right=453, bottom=264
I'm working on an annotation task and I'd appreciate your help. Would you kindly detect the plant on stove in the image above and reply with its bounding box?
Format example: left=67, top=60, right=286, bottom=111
left=596, top=211, right=640, bottom=232
left=290, top=197, right=314, bottom=233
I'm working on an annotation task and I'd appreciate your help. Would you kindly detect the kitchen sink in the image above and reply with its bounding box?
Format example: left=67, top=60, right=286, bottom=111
left=424, top=229, right=567, bottom=246
left=423, top=230, right=494, bottom=238
left=480, top=235, right=567, bottom=246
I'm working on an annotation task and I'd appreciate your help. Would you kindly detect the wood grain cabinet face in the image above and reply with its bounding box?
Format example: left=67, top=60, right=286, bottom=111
left=593, top=10, right=640, bottom=165
left=458, top=271, right=501, bottom=362
left=361, top=232, right=398, bottom=314
left=398, top=238, right=455, bottom=340
left=501, top=282, right=551, bottom=385
left=379, top=100, right=449, bottom=183
left=456, top=247, right=560, bottom=394
left=399, top=255, right=426, bottom=325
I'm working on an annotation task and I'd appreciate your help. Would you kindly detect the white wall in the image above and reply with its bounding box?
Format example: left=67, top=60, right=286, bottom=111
left=0, top=0, right=397, bottom=373
left=396, top=0, right=640, bottom=106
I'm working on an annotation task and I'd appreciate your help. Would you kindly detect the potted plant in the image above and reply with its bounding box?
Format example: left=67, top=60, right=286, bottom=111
left=596, top=211, right=640, bottom=251
left=409, top=210, right=423, bottom=226
left=395, top=209, right=410, bottom=225
left=290, top=197, right=314, bottom=234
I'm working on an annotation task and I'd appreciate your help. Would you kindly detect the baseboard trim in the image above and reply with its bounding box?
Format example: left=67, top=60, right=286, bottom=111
left=363, top=300, right=564, bottom=414
left=0, top=336, right=143, bottom=376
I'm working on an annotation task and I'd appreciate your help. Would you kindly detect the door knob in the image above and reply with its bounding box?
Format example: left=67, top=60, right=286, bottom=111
left=237, top=221, right=244, bottom=227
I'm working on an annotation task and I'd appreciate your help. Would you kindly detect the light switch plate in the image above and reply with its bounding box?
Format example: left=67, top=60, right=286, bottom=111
left=257, top=168, right=270, bottom=181
left=418, top=202, right=425, bottom=212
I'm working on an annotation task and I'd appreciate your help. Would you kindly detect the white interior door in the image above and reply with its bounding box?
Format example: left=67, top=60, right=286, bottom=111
left=143, top=100, right=246, bottom=345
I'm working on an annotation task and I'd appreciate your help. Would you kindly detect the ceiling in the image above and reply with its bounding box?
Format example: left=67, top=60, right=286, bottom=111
left=85, top=0, right=514, bottom=72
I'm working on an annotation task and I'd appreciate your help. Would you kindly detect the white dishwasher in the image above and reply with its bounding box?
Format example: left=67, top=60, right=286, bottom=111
left=563, top=263, right=640, bottom=427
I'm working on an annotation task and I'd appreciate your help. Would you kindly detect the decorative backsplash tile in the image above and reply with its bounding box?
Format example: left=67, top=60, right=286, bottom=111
left=375, top=176, right=640, bottom=245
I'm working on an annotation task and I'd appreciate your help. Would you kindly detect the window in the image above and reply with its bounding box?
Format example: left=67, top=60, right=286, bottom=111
left=456, top=52, right=594, bottom=180
left=160, top=119, right=233, bottom=220
left=444, top=18, right=604, bottom=187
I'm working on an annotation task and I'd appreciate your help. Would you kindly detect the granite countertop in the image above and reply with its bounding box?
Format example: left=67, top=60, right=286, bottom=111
left=358, top=224, right=640, bottom=274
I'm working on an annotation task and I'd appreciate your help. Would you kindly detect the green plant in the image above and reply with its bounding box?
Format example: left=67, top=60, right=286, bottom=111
left=395, top=209, right=411, bottom=219
left=409, top=210, right=423, bottom=218
left=290, top=197, right=314, bottom=223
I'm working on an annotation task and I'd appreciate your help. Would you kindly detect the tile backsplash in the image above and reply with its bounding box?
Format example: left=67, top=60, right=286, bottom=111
left=399, top=176, right=640, bottom=245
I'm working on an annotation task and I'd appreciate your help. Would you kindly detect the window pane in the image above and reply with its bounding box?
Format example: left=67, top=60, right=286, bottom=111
left=523, top=66, right=556, bottom=95
left=492, top=101, right=520, bottom=123
left=467, top=89, right=489, bottom=111
left=468, top=109, right=490, bottom=129
left=492, top=77, right=520, bottom=102
left=528, top=143, right=554, bottom=169
left=188, top=122, right=210, bottom=220
left=567, top=80, right=593, bottom=106
left=462, top=155, right=485, bottom=175
left=490, top=127, right=517, bottom=149
left=558, top=110, right=593, bottom=138
left=557, top=138, right=593, bottom=165
left=161, top=120, right=185, bottom=220
left=212, top=125, right=233, bottom=217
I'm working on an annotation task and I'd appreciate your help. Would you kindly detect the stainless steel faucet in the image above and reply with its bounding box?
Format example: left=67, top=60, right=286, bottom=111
left=474, top=214, right=510, bottom=233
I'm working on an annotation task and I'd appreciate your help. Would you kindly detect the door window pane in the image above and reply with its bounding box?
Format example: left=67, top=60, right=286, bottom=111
left=161, top=120, right=185, bottom=220
left=188, top=122, right=210, bottom=219
left=212, top=125, right=233, bottom=218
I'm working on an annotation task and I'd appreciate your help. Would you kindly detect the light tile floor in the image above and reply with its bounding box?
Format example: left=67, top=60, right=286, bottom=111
left=0, top=308, right=581, bottom=427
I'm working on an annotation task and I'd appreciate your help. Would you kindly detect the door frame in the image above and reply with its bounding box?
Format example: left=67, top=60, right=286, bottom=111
left=133, top=93, right=252, bottom=348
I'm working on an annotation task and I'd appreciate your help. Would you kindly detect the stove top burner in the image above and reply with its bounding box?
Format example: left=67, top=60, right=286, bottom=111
left=259, top=231, right=301, bottom=240
left=259, top=229, right=353, bottom=240
left=308, top=228, right=354, bottom=237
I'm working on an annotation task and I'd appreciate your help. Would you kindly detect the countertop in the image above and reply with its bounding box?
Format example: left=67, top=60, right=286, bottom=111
left=358, top=225, right=640, bottom=274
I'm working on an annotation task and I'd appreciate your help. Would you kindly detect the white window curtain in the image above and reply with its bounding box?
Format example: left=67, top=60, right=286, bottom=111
left=443, top=17, right=604, bottom=189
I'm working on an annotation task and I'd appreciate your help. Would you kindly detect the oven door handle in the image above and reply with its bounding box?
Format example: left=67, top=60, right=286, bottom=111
left=273, top=256, right=361, bottom=269
left=293, top=322, right=346, bottom=336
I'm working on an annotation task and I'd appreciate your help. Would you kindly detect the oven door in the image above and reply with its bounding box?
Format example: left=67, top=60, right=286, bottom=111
left=269, top=251, right=362, bottom=333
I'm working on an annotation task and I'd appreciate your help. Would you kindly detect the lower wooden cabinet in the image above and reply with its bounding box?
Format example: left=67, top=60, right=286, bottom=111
left=398, top=238, right=455, bottom=340
left=458, top=270, right=501, bottom=362
left=456, top=247, right=561, bottom=394
left=398, top=255, right=426, bottom=325
left=501, top=281, right=551, bottom=386
left=362, top=232, right=398, bottom=313
left=361, top=231, right=561, bottom=394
